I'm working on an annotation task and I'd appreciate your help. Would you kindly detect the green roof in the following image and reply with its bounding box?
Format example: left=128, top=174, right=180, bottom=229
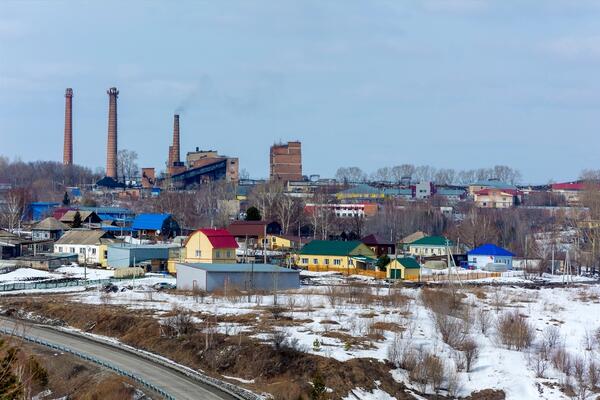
left=300, top=240, right=364, bottom=256
left=396, top=257, right=421, bottom=269
left=410, top=235, right=453, bottom=247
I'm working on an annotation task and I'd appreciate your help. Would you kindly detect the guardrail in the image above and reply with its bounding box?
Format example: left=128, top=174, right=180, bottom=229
left=0, top=327, right=176, bottom=400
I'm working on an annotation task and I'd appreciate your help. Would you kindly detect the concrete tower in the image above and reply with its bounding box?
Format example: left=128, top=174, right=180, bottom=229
left=106, top=87, right=119, bottom=179
left=63, top=88, right=73, bottom=165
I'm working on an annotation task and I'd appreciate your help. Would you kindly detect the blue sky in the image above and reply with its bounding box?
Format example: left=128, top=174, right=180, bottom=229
left=1, top=0, right=600, bottom=183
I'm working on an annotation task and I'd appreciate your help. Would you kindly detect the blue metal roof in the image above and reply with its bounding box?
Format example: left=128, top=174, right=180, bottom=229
left=468, top=244, right=514, bottom=257
left=178, top=263, right=299, bottom=273
left=132, top=214, right=171, bottom=230
left=101, top=226, right=134, bottom=233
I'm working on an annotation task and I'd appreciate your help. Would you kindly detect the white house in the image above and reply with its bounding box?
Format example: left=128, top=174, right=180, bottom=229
left=467, top=244, right=514, bottom=269
left=53, top=230, right=116, bottom=264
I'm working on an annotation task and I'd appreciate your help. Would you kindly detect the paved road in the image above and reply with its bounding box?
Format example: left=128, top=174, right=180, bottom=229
left=0, top=318, right=239, bottom=400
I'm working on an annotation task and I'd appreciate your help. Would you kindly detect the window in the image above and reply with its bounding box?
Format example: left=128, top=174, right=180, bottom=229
left=334, top=259, right=341, bottom=266
left=301, top=258, right=308, bottom=264
left=324, top=259, right=330, bottom=265
left=91, top=248, right=97, bottom=255
left=195, top=250, right=201, bottom=257
left=58, top=246, right=63, bottom=253
left=313, top=258, right=318, bottom=264
left=70, top=247, right=75, bottom=253
left=79, top=248, right=85, bottom=254
left=226, top=250, right=231, bottom=257
left=216, top=250, right=221, bottom=258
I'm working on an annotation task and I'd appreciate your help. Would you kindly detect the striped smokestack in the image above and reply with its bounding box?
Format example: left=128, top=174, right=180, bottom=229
left=106, top=87, right=119, bottom=179
left=63, top=88, right=73, bottom=165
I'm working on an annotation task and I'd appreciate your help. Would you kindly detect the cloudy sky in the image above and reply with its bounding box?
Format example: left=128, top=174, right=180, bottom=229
left=1, top=0, right=599, bottom=183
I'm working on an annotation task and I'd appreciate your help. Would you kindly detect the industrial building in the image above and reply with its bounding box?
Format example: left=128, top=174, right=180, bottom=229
left=270, top=141, right=302, bottom=183
left=175, top=263, right=300, bottom=292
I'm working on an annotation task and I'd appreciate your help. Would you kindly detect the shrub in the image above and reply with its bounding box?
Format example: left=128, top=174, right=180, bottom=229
left=477, top=308, right=492, bottom=335
left=434, top=313, right=467, bottom=349
left=460, top=338, right=479, bottom=372
left=496, top=310, right=535, bottom=350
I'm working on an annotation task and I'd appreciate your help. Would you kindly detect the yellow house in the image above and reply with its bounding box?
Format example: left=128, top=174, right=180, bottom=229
left=267, top=234, right=304, bottom=250
left=387, top=257, right=421, bottom=280
left=297, top=240, right=379, bottom=276
left=184, top=229, right=238, bottom=264
left=407, top=236, right=453, bottom=257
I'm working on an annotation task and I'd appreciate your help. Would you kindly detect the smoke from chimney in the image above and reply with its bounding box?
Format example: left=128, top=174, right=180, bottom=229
left=63, top=88, right=73, bottom=166
left=106, top=87, right=119, bottom=179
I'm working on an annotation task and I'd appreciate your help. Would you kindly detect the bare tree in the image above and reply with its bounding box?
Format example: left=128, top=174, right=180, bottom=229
left=335, top=167, right=367, bottom=183
left=117, top=149, right=139, bottom=182
left=0, top=188, right=30, bottom=230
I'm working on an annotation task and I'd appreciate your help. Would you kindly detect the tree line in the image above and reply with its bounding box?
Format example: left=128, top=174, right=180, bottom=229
left=335, top=164, right=522, bottom=185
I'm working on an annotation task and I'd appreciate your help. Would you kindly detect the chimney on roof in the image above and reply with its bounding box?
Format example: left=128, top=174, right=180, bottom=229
left=106, top=87, right=119, bottom=179
left=63, top=88, right=73, bottom=166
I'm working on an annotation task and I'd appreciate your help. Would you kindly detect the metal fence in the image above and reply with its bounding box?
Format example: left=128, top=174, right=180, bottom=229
left=0, top=278, right=117, bottom=292
left=0, top=327, right=176, bottom=400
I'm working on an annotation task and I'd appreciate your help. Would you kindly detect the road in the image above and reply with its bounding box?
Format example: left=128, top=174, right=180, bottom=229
left=0, top=318, right=240, bottom=400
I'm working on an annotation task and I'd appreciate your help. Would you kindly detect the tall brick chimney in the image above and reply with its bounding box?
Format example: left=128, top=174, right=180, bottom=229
left=172, top=114, right=180, bottom=164
left=63, top=88, right=73, bottom=166
left=106, top=87, right=119, bottom=179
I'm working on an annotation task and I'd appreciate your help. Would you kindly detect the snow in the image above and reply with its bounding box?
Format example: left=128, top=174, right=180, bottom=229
left=343, top=388, right=396, bottom=400
left=55, top=265, right=114, bottom=280
left=223, top=375, right=255, bottom=384
left=0, top=268, right=62, bottom=283
left=12, top=267, right=600, bottom=399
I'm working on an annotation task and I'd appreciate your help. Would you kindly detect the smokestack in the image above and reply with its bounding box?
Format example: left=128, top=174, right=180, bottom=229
left=106, top=87, right=119, bottom=179
left=63, top=88, right=73, bottom=166
left=172, top=114, right=180, bottom=164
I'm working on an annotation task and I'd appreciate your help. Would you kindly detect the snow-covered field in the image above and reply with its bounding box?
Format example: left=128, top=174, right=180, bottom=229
left=57, top=270, right=600, bottom=400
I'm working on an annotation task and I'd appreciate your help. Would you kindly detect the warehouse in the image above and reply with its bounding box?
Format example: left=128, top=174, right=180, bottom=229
left=175, top=263, right=300, bottom=292
left=107, top=243, right=179, bottom=271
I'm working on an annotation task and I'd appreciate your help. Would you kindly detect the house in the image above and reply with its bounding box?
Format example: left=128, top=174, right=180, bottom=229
left=297, top=240, right=378, bottom=273
left=266, top=234, right=308, bottom=251
left=473, top=188, right=521, bottom=208
left=467, top=244, right=514, bottom=270
left=0, top=230, right=31, bottom=259
left=413, top=182, right=432, bottom=199
left=175, top=263, right=300, bottom=292
left=361, top=234, right=395, bottom=257
left=468, top=180, right=517, bottom=196
left=399, top=231, right=427, bottom=251
left=60, top=210, right=102, bottom=227
left=53, top=230, right=119, bottom=265
left=31, top=217, right=69, bottom=241
left=551, top=182, right=586, bottom=205
left=107, top=243, right=179, bottom=271
left=184, top=229, right=238, bottom=265
left=407, top=235, right=453, bottom=257
left=435, top=188, right=465, bottom=202
left=387, top=257, right=421, bottom=280
left=304, top=203, right=378, bottom=218
left=131, top=213, right=180, bottom=240
left=227, top=220, right=281, bottom=249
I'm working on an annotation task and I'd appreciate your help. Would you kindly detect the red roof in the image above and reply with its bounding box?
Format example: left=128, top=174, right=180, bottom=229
left=551, top=182, right=585, bottom=191
left=185, top=228, right=238, bottom=249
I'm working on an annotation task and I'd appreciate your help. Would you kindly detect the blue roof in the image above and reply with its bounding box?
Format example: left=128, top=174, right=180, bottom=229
left=437, top=188, right=465, bottom=196
left=132, top=214, right=171, bottom=230
left=178, top=263, right=299, bottom=273
left=468, top=244, right=514, bottom=257
left=101, top=226, right=134, bottom=233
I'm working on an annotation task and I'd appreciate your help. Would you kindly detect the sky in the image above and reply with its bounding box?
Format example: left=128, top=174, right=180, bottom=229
left=1, top=0, right=600, bottom=184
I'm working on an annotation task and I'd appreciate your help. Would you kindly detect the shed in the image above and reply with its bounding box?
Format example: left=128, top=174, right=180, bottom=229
left=131, top=213, right=180, bottom=239
left=387, top=257, right=421, bottom=280
left=175, top=263, right=300, bottom=292
left=107, top=243, right=178, bottom=271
